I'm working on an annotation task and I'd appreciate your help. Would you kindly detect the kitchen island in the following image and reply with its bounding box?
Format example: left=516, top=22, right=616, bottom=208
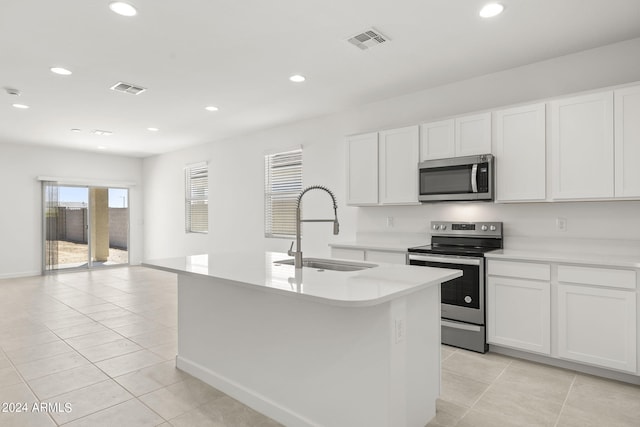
left=143, top=251, right=461, bottom=427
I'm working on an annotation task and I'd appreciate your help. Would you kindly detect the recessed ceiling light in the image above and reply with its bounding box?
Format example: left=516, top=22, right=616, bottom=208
left=97, top=146, right=107, bottom=150
left=12, top=103, right=29, bottom=109
left=479, top=3, right=504, bottom=18
left=289, top=75, right=306, bottom=83
left=71, top=128, right=82, bottom=133
left=92, top=130, right=113, bottom=136
left=147, top=127, right=159, bottom=132
left=205, top=106, right=219, bottom=112
left=109, top=2, right=137, bottom=17
left=50, top=67, right=72, bottom=75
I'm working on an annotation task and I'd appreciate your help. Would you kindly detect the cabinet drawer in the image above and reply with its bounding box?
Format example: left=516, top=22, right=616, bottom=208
left=487, top=260, right=550, bottom=281
left=558, top=265, right=636, bottom=290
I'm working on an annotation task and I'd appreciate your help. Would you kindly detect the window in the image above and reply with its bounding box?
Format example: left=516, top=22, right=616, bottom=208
left=265, top=148, right=302, bottom=237
left=185, top=162, right=208, bottom=233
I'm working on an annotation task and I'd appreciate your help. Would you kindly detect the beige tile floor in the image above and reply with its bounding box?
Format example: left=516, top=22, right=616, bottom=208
left=0, top=266, right=638, bottom=426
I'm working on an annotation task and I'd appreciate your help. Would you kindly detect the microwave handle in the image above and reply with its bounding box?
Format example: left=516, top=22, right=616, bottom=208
left=471, top=164, right=478, bottom=193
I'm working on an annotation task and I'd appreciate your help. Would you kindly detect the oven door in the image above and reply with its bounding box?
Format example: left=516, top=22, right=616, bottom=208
left=408, top=253, right=485, bottom=325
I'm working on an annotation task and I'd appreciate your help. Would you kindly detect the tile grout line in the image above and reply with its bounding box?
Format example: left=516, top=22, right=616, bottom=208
left=445, top=353, right=513, bottom=426
left=3, top=269, right=174, bottom=426
left=0, top=346, right=60, bottom=426
left=553, top=374, right=577, bottom=427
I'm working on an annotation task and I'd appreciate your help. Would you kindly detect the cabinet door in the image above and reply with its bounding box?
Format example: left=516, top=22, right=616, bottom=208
left=419, top=119, right=455, bottom=161
left=495, top=103, right=546, bottom=202
left=345, top=132, right=379, bottom=205
left=487, top=277, right=550, bottom=355
left=550, top=92, right=614, bottom=199
left=379, top=126, right=420, bottom=204
left=614, top=85, right=640, bottom=198
left=455, top=112, right=492, bottom=157
left=557, top=284, right=636, bottom=372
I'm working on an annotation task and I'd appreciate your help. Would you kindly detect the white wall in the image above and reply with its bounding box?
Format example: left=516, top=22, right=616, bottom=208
left=143, top=37, right=640, bottom=260
left=0, top=143, right=143, bottom=278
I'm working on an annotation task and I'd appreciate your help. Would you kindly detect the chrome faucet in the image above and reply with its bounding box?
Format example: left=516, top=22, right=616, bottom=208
left=287, top=185, right=339, bottom=269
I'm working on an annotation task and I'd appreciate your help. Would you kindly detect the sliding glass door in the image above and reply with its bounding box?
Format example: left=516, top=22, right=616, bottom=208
left=43, top=182, right=129, bottom=272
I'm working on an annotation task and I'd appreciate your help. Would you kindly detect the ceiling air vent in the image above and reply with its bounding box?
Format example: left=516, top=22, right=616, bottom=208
left=110, top=81, right=147, bottom=95
left=347, top=28, right=389, bottom=50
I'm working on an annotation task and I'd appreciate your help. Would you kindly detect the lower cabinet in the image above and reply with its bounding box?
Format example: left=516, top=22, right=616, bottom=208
left=487, top=260, right=551, bottom=355
left=487, top=259, right=638, bottom=375
left=487, top=276, right=551, bottom=354
left=330, top=247, right=406, bottom=265
left=557, top=278, right=637, bottom=373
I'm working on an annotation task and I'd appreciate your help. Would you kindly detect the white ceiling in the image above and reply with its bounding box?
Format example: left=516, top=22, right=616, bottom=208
left=2, top=0, right=640, bottom=157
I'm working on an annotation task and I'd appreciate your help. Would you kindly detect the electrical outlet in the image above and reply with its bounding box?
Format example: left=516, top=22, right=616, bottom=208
left=386, top=216, right=394, bottom=228
left=556, top=217, right=567, bottom=232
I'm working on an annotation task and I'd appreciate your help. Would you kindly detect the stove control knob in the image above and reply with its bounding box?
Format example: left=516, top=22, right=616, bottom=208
left=432, top=224, right=440, bottom=230
left=489, top=225, right=496, bottom=231
left=440, top=224, right=447, bottom=230
left=481, top=225, right=488, bottom=231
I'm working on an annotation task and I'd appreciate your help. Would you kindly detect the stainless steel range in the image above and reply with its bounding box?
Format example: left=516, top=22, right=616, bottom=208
left=407, top=221, right=503, bottom=353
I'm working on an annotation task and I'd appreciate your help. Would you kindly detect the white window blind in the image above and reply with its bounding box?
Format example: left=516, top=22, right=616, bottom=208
left=265, top=148, right=302, bottom=238
left=185, top=162, right=208, bottom=233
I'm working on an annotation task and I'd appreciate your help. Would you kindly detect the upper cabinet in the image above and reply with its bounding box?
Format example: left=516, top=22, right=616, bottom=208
left=455, top=112, right=492, bottom=157
left=614, top=85, right=640, bottom=198
left=550, top=91, right=615, bottom=200
left=420, top=113, right=491, bottom=161
left=494, top=103, right=546, bottom=202
left=550, top=87, right=640, bottom=200
left=419, top=119, right=455, bottom=160
left=379, top=126, right=420, bottom=205
left=346, top=126, right=419, bottom=206
left=345, top=132, right=379, bottom=205
left=346, top=82, right=640, bottom=207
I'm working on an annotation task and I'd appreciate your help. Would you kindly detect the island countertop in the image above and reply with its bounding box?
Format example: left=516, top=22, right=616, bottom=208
left=143, top=251, right=461, bottom=307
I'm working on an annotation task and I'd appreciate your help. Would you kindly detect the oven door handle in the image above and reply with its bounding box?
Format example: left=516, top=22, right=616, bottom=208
left=408, top=254, right=481, bottom=266
left=442, top=320, right=482, bottom=332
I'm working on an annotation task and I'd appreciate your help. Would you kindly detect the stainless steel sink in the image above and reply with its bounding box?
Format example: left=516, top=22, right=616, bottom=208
left=274, top=258, right=376, bottom=271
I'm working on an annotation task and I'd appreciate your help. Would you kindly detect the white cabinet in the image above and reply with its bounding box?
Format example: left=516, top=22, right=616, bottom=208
left=420, top=113, right=491, bottom=161
left=614, top=85, right=640, bottom=198
left=487, top=260, right=551, bottom=354
left=331, top=247, right=406, bottom=265
left=550, top=91, right=614, bottom=199
left=379, top=126, right=420, bottom=204
left=345, top=132, right=379, bottom=205
left=558, top=276, right=636, bottom=373
left=419, top=119, right=455, bottom=160
left=494, top=103, right=546, bottom=202
left=487, top=259, right=638, bottom=374
left=456, top=112, right=492, bottom=157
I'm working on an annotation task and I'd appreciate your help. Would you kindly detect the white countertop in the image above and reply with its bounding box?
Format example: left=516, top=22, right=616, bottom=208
left=142, top=251, right=461, bottom=307
left=486, top=249, right=640, bottom=269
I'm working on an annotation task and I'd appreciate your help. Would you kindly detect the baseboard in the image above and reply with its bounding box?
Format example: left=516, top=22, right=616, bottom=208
left=490, top=345, right=640, bottom=385
left=0, top=270, right=41, bottom=280
left=176, top=355, right=320, bottom=427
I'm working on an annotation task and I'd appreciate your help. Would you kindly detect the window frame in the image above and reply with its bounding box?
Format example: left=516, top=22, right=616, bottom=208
left=185, top=162, right=209, bottom=234
left=264, top=147, right=303, bottom=238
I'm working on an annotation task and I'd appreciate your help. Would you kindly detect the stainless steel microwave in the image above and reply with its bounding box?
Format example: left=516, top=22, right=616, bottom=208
left=418, top=154, right=494, bottom=202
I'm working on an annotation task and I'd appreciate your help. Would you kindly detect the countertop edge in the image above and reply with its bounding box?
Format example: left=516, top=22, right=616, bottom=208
left=485, top=250, right=640, bottom=269
left=142, top=261, right=462, bottom=308
left=329, top=241, right=426, bottom=253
